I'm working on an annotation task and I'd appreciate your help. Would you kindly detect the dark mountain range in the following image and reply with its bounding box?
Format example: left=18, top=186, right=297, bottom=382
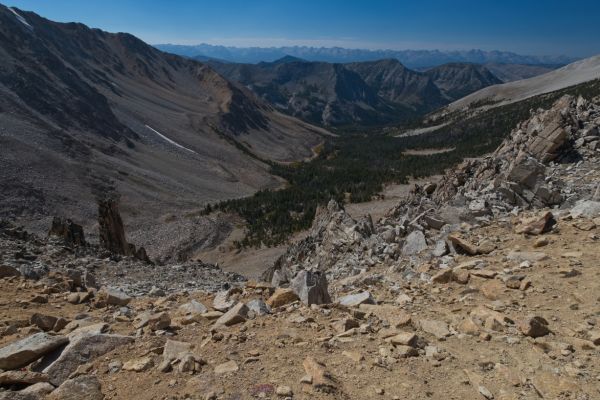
left=205, top=57, right=501, bottom=126
left=0, top=5, right=325, bottom=235
left=156, top=43, right=576, bottom=68
left=345, top=59, right=446, bottom=111
left=206, top=58, right=411, bottom=126
left=424, top=63, right=503, bottom=100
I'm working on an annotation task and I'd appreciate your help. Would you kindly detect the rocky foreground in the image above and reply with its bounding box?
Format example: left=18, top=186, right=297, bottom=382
left=1, top=95, right=600, bottom=399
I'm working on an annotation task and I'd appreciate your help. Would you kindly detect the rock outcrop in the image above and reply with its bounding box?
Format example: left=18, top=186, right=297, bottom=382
left=48, top=217, right=86, bottom=247
left=432, top=95, right=599, bottom=209
left=98, top=200, right=151, bottom=263
left=263, top=200, right=374, bottom=284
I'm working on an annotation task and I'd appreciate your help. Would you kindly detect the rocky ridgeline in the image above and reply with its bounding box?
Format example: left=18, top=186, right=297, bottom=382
left=0, top=95, right=599, bottom=399
left=267, top=95, right=600, bottom=286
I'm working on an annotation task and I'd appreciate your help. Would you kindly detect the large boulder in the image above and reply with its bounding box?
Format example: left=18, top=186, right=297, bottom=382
left=214, top=302, right=248, bottom=327
left=401, top=230, right=427, bottom=256
left=39, top=333, right=133, bottom=385
left=338, top=291, right=375, bottom=307
left=290, top=270, right=331, bottom=305
left=570, top=200, right=600, bottom=218
left=0, top=333, right=68, bottom=370
left=47, top=375, right=104, bottom=400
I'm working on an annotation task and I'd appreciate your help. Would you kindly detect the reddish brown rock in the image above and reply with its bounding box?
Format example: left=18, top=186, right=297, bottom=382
left=518, top=315, right=550, bottom=338
left=448, top=235, right=479, bottom=255
left=515, top=212, right=556, bottom=235
left=266, top=288, right=299, bottom=308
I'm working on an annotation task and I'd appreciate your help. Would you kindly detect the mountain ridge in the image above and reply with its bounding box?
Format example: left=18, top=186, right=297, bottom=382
left=206, top=57, right=501, bottom=126
left=442, top=54, right=600, bottom=115
left=156, top=43, right=577, bottom=68
left=0, top=4, right=325, bottom=239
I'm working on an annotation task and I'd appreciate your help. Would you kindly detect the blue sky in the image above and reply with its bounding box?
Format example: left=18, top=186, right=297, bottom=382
left=7, top=0, right=600, bottom=57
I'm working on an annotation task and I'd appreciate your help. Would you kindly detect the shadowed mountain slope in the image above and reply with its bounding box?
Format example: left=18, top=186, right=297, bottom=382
left=207, top=57, right=501, bottom=126
left=0, top=5, right=325, bottom=234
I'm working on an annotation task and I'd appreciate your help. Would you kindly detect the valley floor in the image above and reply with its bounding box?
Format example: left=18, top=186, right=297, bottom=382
left=195, top=177, right=442, bottom=279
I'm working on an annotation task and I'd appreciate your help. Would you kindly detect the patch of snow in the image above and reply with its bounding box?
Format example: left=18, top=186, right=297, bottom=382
left=9, top=7, right=33, bottom=30
left=144, top=125, right=197, bottom=154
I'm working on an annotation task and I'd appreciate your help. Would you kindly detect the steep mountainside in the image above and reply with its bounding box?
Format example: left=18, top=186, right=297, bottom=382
left=483, top=63, right=558, bottom=82
left=443, top=55, right=600, bottom=114
left=424, top=63, right=502, bottom=100
left=207, top=57, right=501, bottom=126
left=344, top=59, right=446, bottom=111
left=0, top=5, right=325, bottom=236
left=207, top=58, right=406, bottom=126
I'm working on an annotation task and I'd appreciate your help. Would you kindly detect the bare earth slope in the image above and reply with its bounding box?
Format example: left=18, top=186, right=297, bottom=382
left=445, top=55, right=600, bottom=113
left=483, top=63, right=558, bottom=83
left=0, top=5, right=325, bottom=237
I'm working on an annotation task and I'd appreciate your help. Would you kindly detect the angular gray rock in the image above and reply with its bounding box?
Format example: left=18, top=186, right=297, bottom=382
left=419, top=319, right=451, bottom=339
left=47, top=375, right=104, bottom=400
left=431, top=240, right=448, bottom=257
left=21, top=382, right=55, bottom=396
left=134, top=311, right=171, bottom=331
left=99, top=288, right=131, bottom=306
left=401, top=230, right=427, bottom=256
left=338, top=291, right=375, bottom=307
left=0, top=333, right=68, bottom=370
left=40, top=333, right=133, bottom=385
left=214, top=302, right=248, bottom=326
left=0, top=392, right=39, bottom=400
left=246, top=299, right=271, bottom=316
left=163, top=339, right=192, bottom=362
left=290, top=270, right=331, bottom=305
left=570, top=200, right=600, bottom=218
left=178, top=299, right=208, bottom=315
left=212, top=288, right=241, bottom=312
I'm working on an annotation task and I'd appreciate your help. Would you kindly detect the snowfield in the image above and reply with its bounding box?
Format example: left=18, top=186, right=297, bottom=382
left=9, top=7, right=33, bottom=30
left=145, top=125, right=198, bottom=154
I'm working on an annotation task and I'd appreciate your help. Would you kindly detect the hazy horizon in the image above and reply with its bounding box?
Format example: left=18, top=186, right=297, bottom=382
left=6, top=0, right=600, bottom=58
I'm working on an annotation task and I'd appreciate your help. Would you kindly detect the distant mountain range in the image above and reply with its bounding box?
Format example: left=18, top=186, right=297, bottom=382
left=205, top=57, right=502, bottom=126
left=156, top=43, right=576, bottom=69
